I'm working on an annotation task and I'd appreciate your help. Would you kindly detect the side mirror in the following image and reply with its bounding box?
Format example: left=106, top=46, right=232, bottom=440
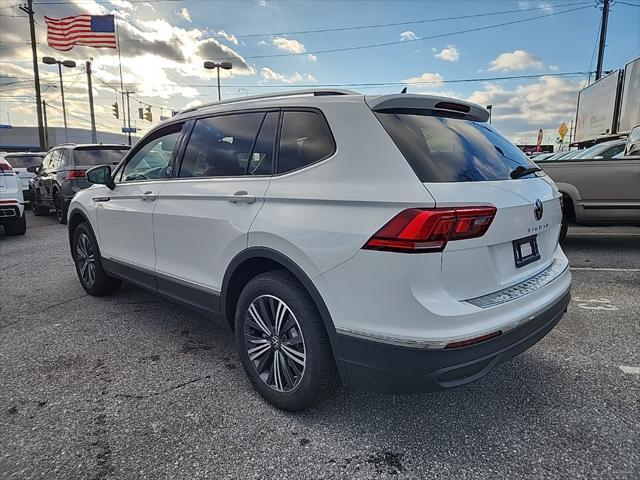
left=86, top=164, right=115, bottom=190
left=26, top=165, right=39, bottom=174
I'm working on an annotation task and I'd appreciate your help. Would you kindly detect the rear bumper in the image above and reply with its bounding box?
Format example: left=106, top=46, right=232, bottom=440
left=335, top=288, right=570, bottom=393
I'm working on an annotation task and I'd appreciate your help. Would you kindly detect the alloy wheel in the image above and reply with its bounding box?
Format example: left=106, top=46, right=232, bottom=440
left=76, top=233, right=96, bottom=287
left=244, top=295, right=306, bottom=392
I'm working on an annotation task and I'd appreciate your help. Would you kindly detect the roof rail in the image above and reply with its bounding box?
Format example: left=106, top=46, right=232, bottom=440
left=178, top=88, right=360, bottom=115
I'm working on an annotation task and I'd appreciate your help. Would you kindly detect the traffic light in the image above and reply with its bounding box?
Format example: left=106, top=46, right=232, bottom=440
left=144, top=106, right=152, bottom=122
left=112, top=102, right=119, bottom=119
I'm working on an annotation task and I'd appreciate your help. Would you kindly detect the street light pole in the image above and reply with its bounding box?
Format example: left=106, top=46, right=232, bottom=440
left=43, top=57, right=76, bottom=143
left=57, top=62, right=68, bottom=142
left=486, top=104, right=493, bottom=124
left=203, top=61, right=233, bottom=101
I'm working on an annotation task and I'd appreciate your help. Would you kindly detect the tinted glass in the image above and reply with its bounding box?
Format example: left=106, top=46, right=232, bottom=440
left=376, top=113, right=538, bottom=182
left=247, top=112, right=278, bottom=175
left=119, top=127, right=181, bottom=182
left=74, top=148, right=129, bottom=166
left=3, top=155, right=44, bottom=168
left=602, top=144, right=624, bottom=159
left=277, top=111, right=334, bottom=174
left=46, top=150, right=61, bottom=171
left=180, top=113, right=264, bottom=178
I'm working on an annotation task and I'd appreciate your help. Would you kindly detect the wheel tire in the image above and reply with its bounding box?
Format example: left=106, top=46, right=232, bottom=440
left=559, top=211, right=569, bottom=243
left=235, top=270, right=339, bottom=411
left=54, top=192, right=67, bottom=224
left=72, top=222, right=122, bottom=296
left=31, top=190, right=49, bottom=216
left=4, top=213, right=26, bottom=236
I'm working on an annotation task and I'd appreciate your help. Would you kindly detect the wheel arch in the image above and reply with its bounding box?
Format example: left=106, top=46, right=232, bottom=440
left=67, top=208, right=93, bottom=255
left=221, top=247, right=343, bottom=362
left=554, top=182, right=581, bottom=222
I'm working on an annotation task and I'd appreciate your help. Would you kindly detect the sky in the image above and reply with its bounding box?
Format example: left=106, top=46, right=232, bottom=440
left=0, top=0, right=639, bottom=144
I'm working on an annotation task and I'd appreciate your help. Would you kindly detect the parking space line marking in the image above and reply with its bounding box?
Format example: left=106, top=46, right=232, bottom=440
left=570, top=267, right=640, bottom=272
left=619, top=366, right=640, bottom=375
left=569, top=232, right=640, bottom=237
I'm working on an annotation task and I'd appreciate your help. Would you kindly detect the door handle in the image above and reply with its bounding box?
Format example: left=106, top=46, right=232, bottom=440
left=227, top=191, right=256, bottom=204
left=142, top=191, right=157, bottom=202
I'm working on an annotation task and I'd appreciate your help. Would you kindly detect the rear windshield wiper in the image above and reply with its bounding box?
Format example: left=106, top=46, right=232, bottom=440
left=510, top=165, right=541, bottom=179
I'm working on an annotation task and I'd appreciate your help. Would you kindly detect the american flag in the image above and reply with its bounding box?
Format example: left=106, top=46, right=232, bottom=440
left=45, top=14, right=117, bottom=51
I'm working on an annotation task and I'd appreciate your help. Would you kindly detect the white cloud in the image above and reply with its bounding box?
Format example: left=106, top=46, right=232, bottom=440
left=518, top=1, right=553, bottom=13
left=110, top=0, right=136, bottom=10
left=467, top=76, right=584, bottom=139
left=217, top=30, right=238, bottom=45
left=400, top=31, right=417, bottom=41
left=402, top=72, right=444, bottom=87
left=261, top=67, right=316, bottom=84
left=549, top=64, right=559, bottom=71
left=434, top=45, right=460, bottom=62
left=258, top=40, right=268, bottom=46
left=488, top=50, right=543, bottom=71
left=307, top=54, right=317, bottom=62
left=272, top=37, right=306, bottom=54
left=177, top=7, right=192, bottom=22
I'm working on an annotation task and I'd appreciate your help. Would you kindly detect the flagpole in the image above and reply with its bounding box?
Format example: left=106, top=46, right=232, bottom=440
left=114, top=13, right=130, bottom=145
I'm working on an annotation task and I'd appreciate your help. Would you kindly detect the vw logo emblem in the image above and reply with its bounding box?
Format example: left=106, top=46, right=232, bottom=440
left=534, top=199, right=544, bottom=221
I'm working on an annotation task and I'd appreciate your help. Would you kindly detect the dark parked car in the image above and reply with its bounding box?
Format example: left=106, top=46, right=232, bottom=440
left=28, top=144, right=130, bottom=223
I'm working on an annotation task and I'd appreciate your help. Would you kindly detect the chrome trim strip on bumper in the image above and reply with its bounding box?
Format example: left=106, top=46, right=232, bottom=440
left=465, top=258, right=569, bottom=309
left=336, top=259, right=570, bottom=350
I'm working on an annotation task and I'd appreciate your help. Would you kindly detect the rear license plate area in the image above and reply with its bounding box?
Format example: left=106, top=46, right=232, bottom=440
left=513, top=235, right=540, bottom=268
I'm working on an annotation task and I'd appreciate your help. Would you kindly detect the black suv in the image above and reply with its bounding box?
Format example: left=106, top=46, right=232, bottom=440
left=29, top=144, right=129, bottom=223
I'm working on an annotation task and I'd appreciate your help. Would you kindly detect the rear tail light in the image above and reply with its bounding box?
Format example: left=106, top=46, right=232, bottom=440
left=363, top=206, right=496, bottom=253
left=0, top=161, right=13, bottom=173
left=67, top=169, right=86, bottom=179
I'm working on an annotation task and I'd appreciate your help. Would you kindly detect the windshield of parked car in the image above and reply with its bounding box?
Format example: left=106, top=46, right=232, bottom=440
left=3, top=155, right=44, bottom=168
left=375, top=113, right=538, bottom=182
left=73, top=147, right=129, bottom=166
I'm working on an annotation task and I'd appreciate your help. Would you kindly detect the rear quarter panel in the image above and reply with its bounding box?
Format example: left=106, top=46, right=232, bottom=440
left=249, top=99, right=436, bottom=278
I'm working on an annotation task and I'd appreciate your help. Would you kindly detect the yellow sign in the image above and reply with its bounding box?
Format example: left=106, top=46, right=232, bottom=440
left=558, top=122, right=568, bottom=139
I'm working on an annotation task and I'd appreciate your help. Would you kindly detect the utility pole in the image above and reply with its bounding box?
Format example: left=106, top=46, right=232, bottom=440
left=42, top=100, right=49, bottom=150
left=595, top=0, right=610, bottom=81
left=20, top=0, right=46, bottom=151
left=124, top=91, right=134, bottom=145
left=86, top=60, right=97, bottom=143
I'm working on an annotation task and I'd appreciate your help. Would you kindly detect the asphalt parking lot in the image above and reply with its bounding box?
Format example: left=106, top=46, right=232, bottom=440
left=1, top=212, right=638, bottom=480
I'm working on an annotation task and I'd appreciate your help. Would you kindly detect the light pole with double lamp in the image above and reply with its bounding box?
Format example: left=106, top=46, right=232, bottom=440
left=42, top=56, right=76, bottom=142
left=203, top=61, right=233, bottom=101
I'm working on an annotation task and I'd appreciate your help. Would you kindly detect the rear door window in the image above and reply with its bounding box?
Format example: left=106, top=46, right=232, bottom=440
left=179, top=112, right=264, bottom=178
left=375, top=113, right=538, bottom=182
left=277, top=110, right=335, bottom=174
left=4, top=155, right=44, bottom=168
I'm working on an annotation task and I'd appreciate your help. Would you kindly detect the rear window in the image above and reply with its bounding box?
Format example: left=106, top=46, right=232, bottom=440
left=73, top=148, right=129, bottom=166
left=375, top=113, right=538, bottom=182
left=4, top=155, right=43, bottom=168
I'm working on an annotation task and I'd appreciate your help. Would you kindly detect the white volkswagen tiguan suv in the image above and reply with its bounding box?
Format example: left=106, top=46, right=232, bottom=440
left=68, top=90, right=571, bottom=411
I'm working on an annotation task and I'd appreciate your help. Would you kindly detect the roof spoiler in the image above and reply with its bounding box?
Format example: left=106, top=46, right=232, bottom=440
left=365, top=94, right=489, bottom=122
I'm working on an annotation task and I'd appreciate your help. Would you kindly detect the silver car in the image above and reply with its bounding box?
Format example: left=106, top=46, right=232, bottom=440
left=535, top=130, right=640, bottom=240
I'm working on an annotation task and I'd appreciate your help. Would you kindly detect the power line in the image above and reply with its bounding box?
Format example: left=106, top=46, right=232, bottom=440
left=202, top=1, right=593, bottom=39
left=238, top=4, right=595, bottom=60
left=86, top=71, right=597, bottom=90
